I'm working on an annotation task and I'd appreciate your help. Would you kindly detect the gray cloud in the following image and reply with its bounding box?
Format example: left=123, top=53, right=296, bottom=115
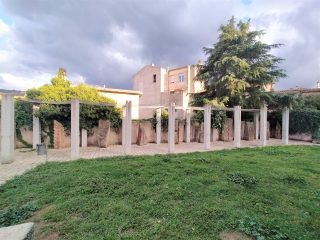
left=0, top=0, right=319, bottom=90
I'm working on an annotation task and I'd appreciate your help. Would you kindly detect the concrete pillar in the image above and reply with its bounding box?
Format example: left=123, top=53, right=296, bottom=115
left=32, top=105, right=41, bottom=149
left=71, top=99, right=80, bottom=159
left=234, top=106, right=241, bottom=147
left=81, top=129, right=87, bottom=147
left=185, top=109, right=191, bottom=143
left=204, top=105, right=211, bottom=150
left=1, top=94, right=15, bottom=164
left=122, top=104, right=126, bottom=148
left=168, top=103, right=175, bottom=153
left=124, top=101, right=132, bottom=155
left=282, top=107, right=289, bottom=145
left=156, top=108, right=161, bottom=144
left=254, top=111, right=260, bottom=140
left=260, top=104, right=268, bottom=146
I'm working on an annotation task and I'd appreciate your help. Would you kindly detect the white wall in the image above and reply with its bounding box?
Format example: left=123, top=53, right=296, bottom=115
left=98, top=91, right=140, bottom=119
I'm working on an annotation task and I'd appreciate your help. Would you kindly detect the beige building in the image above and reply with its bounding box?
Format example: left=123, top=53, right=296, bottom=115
left=275, top=85, right=320, bottom=96
left=97, top=87, right=142, bottom=119
left=133, top=63, right=204, bottom=118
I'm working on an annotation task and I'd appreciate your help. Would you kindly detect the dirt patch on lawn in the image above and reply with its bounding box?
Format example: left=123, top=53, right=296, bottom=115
left=219, top=231, right=253, bottom=240
left=29, top=205, right=60, bottom=240
left=31, top=204, right=56, bottom=222
left=38, top=231, right=60, bottom=240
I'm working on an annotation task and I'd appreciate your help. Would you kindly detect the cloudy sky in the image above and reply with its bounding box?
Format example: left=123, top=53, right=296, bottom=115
left=0, top=0, right=319, bottom=91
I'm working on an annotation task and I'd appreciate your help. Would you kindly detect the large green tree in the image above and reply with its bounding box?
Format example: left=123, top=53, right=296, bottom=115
left=196, top=17, right=286, bottom=107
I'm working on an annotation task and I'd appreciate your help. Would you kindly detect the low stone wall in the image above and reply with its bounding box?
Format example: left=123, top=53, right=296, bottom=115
left=8, top=117, right=315, bottom=149
left=289, top=133, right=313, bottom=142
left=16, top=127, right=33, bottom=148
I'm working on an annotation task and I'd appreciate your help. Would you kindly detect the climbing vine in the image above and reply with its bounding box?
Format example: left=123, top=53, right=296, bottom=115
left=14, top=100, right=33, bottom=148
left=151, top=109, right=169, bottom=131
left=191, top=110, right=226, bottom=133
left=289, top=110, right=320, bottom=138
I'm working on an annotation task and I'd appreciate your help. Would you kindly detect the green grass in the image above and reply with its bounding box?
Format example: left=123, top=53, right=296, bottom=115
left=0, top=145, right=319, bottom=239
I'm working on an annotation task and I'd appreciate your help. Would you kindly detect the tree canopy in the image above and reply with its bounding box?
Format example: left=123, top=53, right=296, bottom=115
left=26, top=68, right=115, bottom=104
left=22, top=68, right=122, bottom=147
left=196, top=17, right=286, bottom=107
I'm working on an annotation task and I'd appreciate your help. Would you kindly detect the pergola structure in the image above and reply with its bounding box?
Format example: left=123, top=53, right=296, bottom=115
left=0, top=92, right=290, bottom=164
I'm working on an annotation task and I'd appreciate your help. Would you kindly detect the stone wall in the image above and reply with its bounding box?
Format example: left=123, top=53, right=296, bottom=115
left=221, top=118, right=234, bottom=142
left=15, top=127, right=33, bottom=148
left=53, top=120, right=66, bottom=149
left=8, top=117, right=315, bottom=149
left=243, top=122, right=255, bottom=141
left=289, top=133, right=313, bottom=142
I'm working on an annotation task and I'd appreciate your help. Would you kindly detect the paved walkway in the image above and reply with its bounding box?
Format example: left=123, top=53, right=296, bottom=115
left=0, top=139, right=315, bottom=185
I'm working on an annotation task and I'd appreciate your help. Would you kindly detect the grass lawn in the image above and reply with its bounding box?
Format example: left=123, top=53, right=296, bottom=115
left=0, top=145, right=319, bottom=239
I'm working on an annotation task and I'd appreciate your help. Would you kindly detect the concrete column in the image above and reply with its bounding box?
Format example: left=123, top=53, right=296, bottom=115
left=204, top=105, right=211, bottom=150
left=122, top=104, right=126, bottom=147
left=156, top=108, right=161, bottom=144
left=233, top=106, right=241, bottom=147
left=32, top=105, right=41, bottom=149
left=1, top=94, right=15, bottom=164
left=81, top=129, right=87, bottom=147
left=71, top=99, right=80, bottom=159
left=124, top=101, right=132, bottom=155
left=282, top=107, right=289, bottom=145
left=168, top=102, right=175, bottom=153
left=254, top=111, right=260, bottom=140
left=260, top=104, right=268, bottom=146
left=185, top=109, right=191, bottom=143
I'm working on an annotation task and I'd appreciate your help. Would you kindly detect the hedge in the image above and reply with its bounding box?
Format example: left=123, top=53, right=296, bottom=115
left=289, top=110, right=320, bottom=138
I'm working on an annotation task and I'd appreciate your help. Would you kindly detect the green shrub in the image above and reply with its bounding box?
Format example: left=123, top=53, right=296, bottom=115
left=238, top=218, right=289, bottom=240
left=289, top=110, right=320, bottom=138
left=27, top=68, right=122, bottom=146
left=0, top=202, right=38, bottom=227
left=280, top=175, right=306, bottom=185
left=227, top=173, right=257, bottom=187
left=151, top=109, right=169, bottom=131
left=191, top=109, right=226, bottom=133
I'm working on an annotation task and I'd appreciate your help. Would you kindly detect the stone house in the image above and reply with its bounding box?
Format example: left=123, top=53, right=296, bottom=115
left=132, top=62, right=205, bottom=119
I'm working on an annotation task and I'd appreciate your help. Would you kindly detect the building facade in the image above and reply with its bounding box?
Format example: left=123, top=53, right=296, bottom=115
left=97, top=87, right=142, bottom=119
left=133, top=63, right=204, bottom=118
left=275, top=86, right=320, bottom=96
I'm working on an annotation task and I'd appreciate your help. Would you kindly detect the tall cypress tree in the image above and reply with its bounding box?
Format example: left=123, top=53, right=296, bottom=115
left=196, top=17, right=286, bottom=107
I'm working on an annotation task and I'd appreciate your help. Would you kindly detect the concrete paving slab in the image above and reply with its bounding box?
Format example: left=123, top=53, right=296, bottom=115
left=0, top=222, right=34, bottom=240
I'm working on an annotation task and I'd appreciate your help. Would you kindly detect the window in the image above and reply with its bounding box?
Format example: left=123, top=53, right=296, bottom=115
left=153, top=74, right=156, bottom=83
left=178, top=73, right=184, bottom=82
